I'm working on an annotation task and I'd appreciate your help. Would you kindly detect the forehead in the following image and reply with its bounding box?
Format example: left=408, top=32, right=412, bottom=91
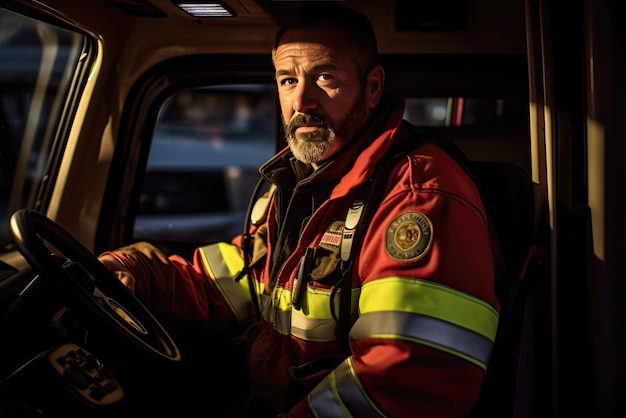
left=274, top=26, right=357, bottom=71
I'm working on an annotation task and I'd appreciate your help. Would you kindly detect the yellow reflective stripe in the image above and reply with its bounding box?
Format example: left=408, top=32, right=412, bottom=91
left=268, top=284, right=360, bottom=341
left=274, top=285, right=292, bottom=311
left=299, top=285, right=360, bottom=320
left=360, top=277, right=498, bottom=340
left=354, top=277, right=499, bottom=369
left=309, top=358, right=386, bottom=418
left=293, top=285, right=360, bottom=341
left=199, top=242, right=254, bottom=324
left=269, top=287, right=291, bottom=335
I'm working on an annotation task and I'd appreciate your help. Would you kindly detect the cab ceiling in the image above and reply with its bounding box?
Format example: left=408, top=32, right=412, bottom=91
left=98, top=0, right=527, bottom=54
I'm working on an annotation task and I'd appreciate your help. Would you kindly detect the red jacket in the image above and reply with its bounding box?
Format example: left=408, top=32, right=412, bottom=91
left=109, top=93, right=500, bottom=417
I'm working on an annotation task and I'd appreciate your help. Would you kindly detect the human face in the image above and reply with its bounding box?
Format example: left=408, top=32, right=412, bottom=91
left=274, top=26, right=382, bottom=165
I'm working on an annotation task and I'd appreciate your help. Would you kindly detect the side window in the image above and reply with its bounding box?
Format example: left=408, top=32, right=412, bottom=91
left=404, top=97, right=528, bottom=127
left=132, top=89, right=527, bottom=247
left=404, top=96, right=530, bottom=172
left=133, top=84, right=277, bottom=245
left=0, top=7, right=85, bottom=245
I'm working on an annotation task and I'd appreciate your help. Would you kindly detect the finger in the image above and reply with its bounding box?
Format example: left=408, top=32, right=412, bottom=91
left=114, top=270, right=136, bottom=293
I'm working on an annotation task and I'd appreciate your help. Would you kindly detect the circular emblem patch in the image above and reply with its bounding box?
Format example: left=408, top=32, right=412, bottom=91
left=385, top=211, right=433, bottom=261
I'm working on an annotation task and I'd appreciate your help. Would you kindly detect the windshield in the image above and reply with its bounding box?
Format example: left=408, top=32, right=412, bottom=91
left=0, top=7, right=85, bottom=245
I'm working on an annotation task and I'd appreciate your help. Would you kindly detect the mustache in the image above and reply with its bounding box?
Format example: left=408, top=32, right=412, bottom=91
left=287, top=113, right=327, bottom=137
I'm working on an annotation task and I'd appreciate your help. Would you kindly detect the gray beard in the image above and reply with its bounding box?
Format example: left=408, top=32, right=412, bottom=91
left=285, top=92, right=370, bottom=164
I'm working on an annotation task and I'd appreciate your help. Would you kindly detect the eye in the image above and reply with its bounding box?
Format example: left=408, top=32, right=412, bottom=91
left=317, top=74, right=333, bottom=82
left=279, top=77, right=297, bottom=87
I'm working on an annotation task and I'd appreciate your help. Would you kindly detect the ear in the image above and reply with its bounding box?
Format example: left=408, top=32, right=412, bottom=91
left=365, top=65, right=385, bottom=109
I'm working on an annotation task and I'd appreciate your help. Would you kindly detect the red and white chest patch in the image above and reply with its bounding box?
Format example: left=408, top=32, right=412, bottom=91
left=320, top=220, right=344, bottom=250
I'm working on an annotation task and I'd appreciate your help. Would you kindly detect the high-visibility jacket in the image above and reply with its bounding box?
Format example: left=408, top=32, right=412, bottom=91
left=108, top=92, right=500, bottom=418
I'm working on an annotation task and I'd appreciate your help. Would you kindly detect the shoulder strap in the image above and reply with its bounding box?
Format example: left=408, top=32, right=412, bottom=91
left=334, top=126, right=426, bottom=355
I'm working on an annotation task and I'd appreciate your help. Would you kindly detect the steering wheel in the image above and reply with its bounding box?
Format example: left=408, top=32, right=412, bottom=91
left=9, top=209, right=182, bottom=364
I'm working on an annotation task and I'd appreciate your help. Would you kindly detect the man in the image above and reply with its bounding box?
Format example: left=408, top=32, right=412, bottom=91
left=99, top=3, right=500, bottom=417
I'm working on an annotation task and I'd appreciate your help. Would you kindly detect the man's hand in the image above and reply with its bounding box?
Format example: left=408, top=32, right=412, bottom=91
left=98, top=253, right=137, bottom=293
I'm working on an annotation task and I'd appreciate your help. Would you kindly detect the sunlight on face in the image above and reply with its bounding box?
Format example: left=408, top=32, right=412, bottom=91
left=274, top=27, right=371, bottom=164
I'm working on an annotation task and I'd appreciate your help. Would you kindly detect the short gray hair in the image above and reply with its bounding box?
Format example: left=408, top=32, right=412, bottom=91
left=271, top=3, right=380, bottom=82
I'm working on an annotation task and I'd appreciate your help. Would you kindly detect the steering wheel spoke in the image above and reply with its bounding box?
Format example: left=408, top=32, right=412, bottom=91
left=9, top=209, right=182, bottom=364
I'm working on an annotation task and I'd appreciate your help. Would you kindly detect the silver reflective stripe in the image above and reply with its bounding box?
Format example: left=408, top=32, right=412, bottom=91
left=267, top=287, right=339, bottom=340
left=267, top=284, right=360, bottom=341
left=291, top=308, right=337, bottom=341
left=356, top=277, right=498, bottom=369
left=350, top=311, right=493, bottom=369
left=309, top=385, right=348, bottom=418
left=259, top=292, right=272, bottom=319
left=309, top=359, right=386, bottom=418
left=199, top=244, right=251, bottom=324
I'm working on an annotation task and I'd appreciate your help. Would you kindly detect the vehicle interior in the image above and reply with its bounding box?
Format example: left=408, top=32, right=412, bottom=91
left=1, top=0, right=625, bottom=417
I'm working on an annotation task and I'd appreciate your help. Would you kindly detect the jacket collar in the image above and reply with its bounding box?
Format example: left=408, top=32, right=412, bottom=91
left=260, top=91, right=407, bottom=198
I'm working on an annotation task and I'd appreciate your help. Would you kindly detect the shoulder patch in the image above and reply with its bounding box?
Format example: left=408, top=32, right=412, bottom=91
left=385, top=211, right=433, bottom=261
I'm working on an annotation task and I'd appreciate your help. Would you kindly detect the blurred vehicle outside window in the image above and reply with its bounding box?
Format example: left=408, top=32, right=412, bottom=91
left=404, top=97, right=528, bottom=127
left=133, top=85, right=278, bottom=244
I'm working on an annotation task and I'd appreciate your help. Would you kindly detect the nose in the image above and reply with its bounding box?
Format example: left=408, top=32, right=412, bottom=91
left=292, top=79, right=317, bottom=113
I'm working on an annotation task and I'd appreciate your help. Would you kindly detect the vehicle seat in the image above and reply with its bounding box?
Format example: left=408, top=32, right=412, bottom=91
left=471, top=161, right=535, bottom=308
left=467, top=160, right=542, bottom=418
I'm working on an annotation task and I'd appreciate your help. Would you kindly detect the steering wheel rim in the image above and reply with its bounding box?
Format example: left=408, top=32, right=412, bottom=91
left=9, top=209, right=182, bottom=364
